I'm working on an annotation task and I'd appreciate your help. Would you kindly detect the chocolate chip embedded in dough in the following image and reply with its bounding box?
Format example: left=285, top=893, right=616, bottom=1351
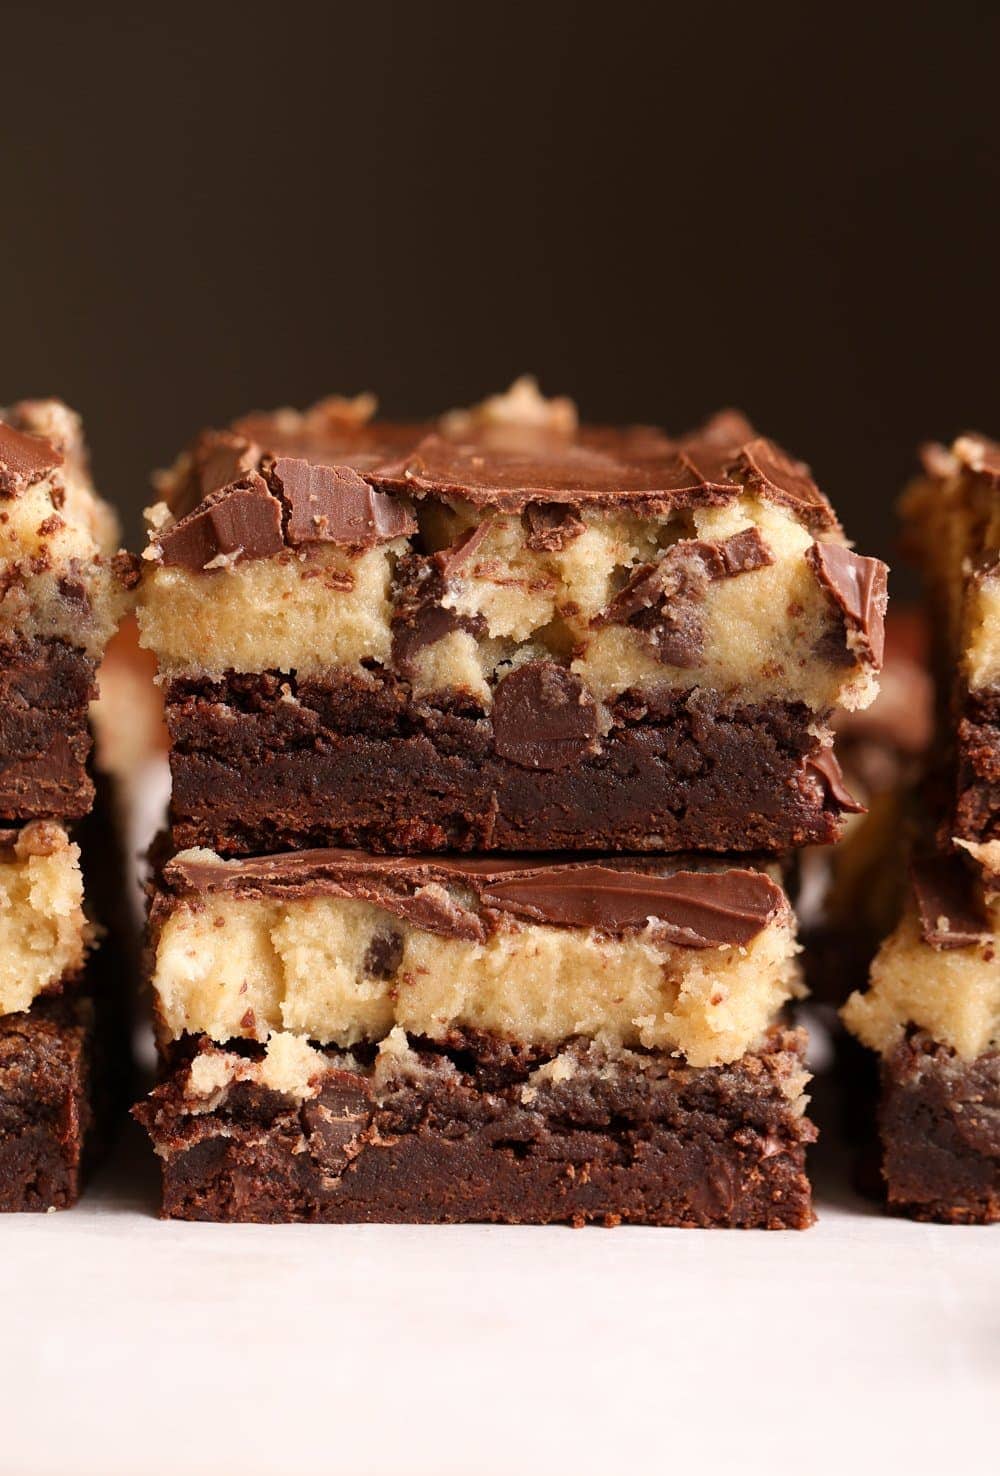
left=492, top=661, right=598, bottom=770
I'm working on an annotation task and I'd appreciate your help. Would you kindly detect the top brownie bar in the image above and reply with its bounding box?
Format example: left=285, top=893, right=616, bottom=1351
left=137, top=379, right=887, bottom=855
left=0, top=402, right=132, bottom=821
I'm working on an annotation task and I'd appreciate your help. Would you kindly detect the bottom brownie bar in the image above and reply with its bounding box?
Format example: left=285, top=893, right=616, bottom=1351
left=0, top=994, right=104, bottom=1212
left=879, top=1031, right=999, bottom=1224
left=842, top=849, right=1000, bottom=1223
left=136, top=1026, right=816, bottom=1228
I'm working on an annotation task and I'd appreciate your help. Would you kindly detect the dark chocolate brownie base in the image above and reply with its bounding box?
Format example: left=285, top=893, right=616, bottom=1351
left=879, top=1030, right=1000, bottom=1224
left=164, top=671, right=848, bottom=854
left=0, top=637, right=95, bottom=821
left=0, top=994, right=103, bottom=1212
left=135, top=1027, right=816, bottom=1227
left=954, top=686, right=1000, bottom=847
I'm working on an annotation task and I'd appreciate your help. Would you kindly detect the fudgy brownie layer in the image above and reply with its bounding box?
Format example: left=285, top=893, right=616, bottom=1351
left=879, top=1031, right=999, bottom=1224
left=136, top=1027, right=816, bottom=1227
left=0, top=637, right=95, bottom=821
left=955, top=686, right=1000, bottom=846
left=0, top=994, right=102, bottom=1212
left=164, top=671, right=849, bottom=854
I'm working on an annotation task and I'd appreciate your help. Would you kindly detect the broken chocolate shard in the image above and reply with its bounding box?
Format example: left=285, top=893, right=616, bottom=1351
left=911, top=856, right=991, bottom=950
left=805, top=747, right=866, bottom=814
left=523, top=502, right=585, bottom=552
left=156, top=474, right=285, bottom=569
left=492, top=661, right=599, bottom=770
left=806, top=541, right=888, bottom=667
left=733, top=438, right=835, bottom=531
left=271, top=456, right=415, bottom=547
left=0, top=421, right=64, bottom=496
left=478, top=866, right=785, bottom=945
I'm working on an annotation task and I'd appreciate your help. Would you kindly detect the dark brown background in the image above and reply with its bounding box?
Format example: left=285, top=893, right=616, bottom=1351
left=2, top=2, right=998, bottom=574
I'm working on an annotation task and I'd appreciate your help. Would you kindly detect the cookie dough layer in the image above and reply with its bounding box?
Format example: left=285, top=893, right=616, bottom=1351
left=0, top=994, right=102, bottom=1212
left=0, top=400, right=131, bottom=659
left=151, top=849, right=802, bottom=1069
left=0, top=823, right=87, bottom=1016
left=164, top=673, right=856, bottom=855
left=878, top=1030, right=999, bottom=1224
left=134, top=1026, right=815, bottom=1227
left=842, top=857, right=999, bottom=1062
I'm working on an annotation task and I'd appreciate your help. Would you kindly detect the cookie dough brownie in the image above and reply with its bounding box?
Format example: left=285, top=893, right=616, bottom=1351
left=0, top=821, right=103, bottom=1210
left=842, top=851, right=999, bottom=1223
left=137, top=380, right=886, bottom=855
left=136, top=848, right=815, bottom=1225
left=0, top=401, right=133, bottom=821
left=902, top=435, right=1000, bottom=867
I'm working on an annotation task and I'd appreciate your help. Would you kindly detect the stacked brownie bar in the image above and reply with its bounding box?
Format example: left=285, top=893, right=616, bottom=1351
left=135, top=379, right=888, bottom=1225
left=0, top=401, right=131, bottom=1209
left=843, top=434, right=1000, bottom=1222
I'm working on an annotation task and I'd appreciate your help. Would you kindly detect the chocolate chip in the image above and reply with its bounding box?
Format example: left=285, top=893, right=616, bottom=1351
left=805, top=748, right=865, bottom=813
left=523, top=502, right=585, bottom=552
left=364, top=931, right=404, bottom=979
left=492, top=661, right=598, bottom=770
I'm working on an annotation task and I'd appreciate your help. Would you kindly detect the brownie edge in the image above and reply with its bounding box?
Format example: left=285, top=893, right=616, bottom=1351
left=879, top=1031, right=1000, bottom=1224
left=136, top=1027, right=816, bottom=1228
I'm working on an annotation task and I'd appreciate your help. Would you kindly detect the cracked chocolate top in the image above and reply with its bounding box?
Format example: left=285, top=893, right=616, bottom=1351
left=163, top=848, right=788, bottom=947
left=147, top=384, right=843, bottom=571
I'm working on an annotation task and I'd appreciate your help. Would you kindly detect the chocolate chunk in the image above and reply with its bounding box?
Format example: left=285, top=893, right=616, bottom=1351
left=716, top=526, right=774, bottom=575
left=390, top=552, right=487, bottom=669
left=807, top=542, right=888, bottom=667
left=156, top=474, right=285, bottom=569
left=911, top=857, right=990, bottom=950
left=492, top=662, right=598, bottom=770
left=805, top=747, right=865, bottom=813
left=0, top=422, right=63, bottom=496
left=595, top=530, right=773, bottom=667
left=523, top=502, right=585, bottom=552
left=479, top=866, right=785, bottom=945
left=271, top=456, right=415, bottom=547
left=363, top=930, right=404, bottom=978
left=732, top=439, right=835, bottom=531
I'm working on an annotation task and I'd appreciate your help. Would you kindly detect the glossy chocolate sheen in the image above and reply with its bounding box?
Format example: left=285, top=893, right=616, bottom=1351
left=163, top=848, right=787, bottom=947
left=806, top=541, right=888, bottom=667
left=149, top=404, right=843, bottom=569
